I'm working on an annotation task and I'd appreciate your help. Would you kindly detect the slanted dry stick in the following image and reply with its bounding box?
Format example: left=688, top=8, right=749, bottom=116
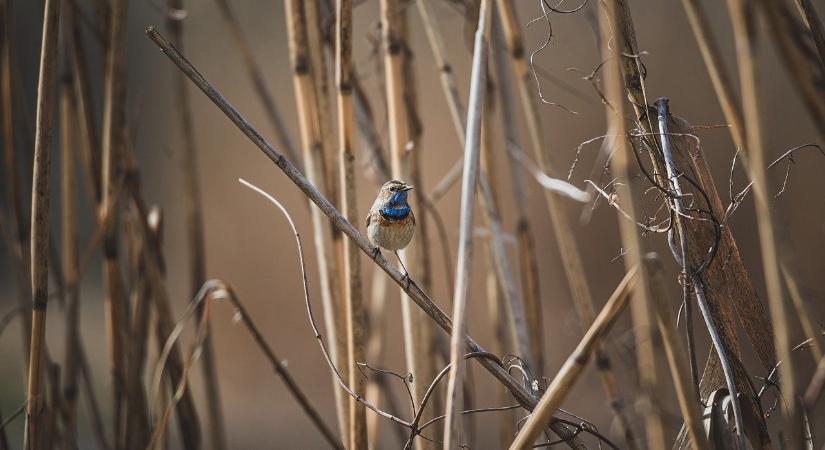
left=146, top=27, right=585, bottom=449
left=283, top=0, right=349, bottom=442
left=599, top=2, right=666, bottom=448
left=509, top=267, right=638, bottom=449
left=165, top=3, right=227, bottom=449
left=644, top=255, right=709, bottom=450
left=727, top=0, right=800, bottom=445
left=335, top=0, right=367, bottom=447
left=443, top=2, right=492, bottom=448
left=212, top=0, right=300, bottom=166
left=23, top=0, right=60, bottom=447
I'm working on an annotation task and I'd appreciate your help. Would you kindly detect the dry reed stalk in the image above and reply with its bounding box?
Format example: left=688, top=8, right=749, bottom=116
left=728, top=0, right=800, bottom=445
left=147, top=27, right=586, bottom=448
left=644, top=255, right=709, bottom=450
left=66, top=0, right=102, bottom=203
left=509, top=267, right=638, bottom=449
left=380, top=2, right=441, bottom=446
left=165, top=3, right=227, bottom=448
left=793, top=0, right=825, bottom=68
left=335, top=0, right=368, bottom=447
left=681, top=0, right=822, bottom=365
left=122, top=148, right=201, bottom=449
left=283, top=0, right=350, bottom=442
left=491, top=25, right=544, bottom=374
left=23, top=0, right=60, bottom=447
left=418, top=0, right=531, bottom=367
left=497, top=1, right=637, bottom=445
left=213, top=0, right=300, bottom=165
left=59, top=55, right=81, bottom=446
left=443, top=1, right=491, bottom=447
left=402, top=10, right=443, bottom=447
left=100, top=0, right=130, bottom=442
left=123, top=210, right=151, bottom=450
left=365, top=266, right=389, bottom=446
left=754, top=0, right=825, bottom=141
left=599, top=2, right=666, bottom=448
left=1, top=0, right=32, bottom=360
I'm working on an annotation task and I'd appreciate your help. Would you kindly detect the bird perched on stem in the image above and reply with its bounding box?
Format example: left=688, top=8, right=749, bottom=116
left=366, top=180, right=415, bottom=281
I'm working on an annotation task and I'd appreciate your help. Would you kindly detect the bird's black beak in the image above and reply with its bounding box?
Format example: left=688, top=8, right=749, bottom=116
left=401, top=185, right=413, bottom=191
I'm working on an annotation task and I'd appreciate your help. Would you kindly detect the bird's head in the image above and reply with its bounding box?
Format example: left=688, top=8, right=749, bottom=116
left=379, top=179, right=413, bottom=206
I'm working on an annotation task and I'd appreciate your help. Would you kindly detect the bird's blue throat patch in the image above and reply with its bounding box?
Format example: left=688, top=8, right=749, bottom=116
left=381, top=191, right=410, bottom=220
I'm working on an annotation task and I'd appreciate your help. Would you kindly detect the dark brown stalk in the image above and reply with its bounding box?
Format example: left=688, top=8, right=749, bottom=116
left=1, top=0, right=32, bottom=360
left=335, top=0, right=367, bottom=447
left=59, top=51, right=81, bottom=447
left=284, top=0, right=350, bottom=441
left=212, top=0, right=300, bottom=166
left=166, top=3, right=227, bottom=449
left=23, top=0, right=60, bottom=447
left=146, top=26, right=587, bottom=448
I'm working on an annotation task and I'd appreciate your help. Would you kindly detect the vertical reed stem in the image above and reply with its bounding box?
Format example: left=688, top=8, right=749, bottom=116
left=443, top=2, right=491, bottom=447
left=335, top=0, right=367, bottom=447
left=727, top=0, right=800, bottom=445
left=284, top=0, right=349, bottom=441
left=24, top=0, right=60, bottom=447
left=600, top=2, right=666, bottom=448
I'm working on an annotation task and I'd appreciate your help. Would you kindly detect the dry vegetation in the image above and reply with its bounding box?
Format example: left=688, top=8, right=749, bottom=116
left=1, top=0, right=825, bottom=449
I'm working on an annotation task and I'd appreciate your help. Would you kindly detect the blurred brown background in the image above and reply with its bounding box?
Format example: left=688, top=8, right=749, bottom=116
left=1, top=0, right=824, bottom=448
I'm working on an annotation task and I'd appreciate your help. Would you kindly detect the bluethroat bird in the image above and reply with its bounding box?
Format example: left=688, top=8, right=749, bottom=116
left=366, top=180, right=415, bottom=281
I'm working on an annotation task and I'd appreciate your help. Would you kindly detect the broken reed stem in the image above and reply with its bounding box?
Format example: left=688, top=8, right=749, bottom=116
left=59, top=55, right=81, bottom=446
left=599, top=2, right=666, bottom=449
left=24, top=0, right=60, bottom=447
left=1, top=0, right=33, bottom=361
left=165, top=3, right=227, bottom=449
left=509, top=267, right=638, bottom=449
left=335, top=0, right=368, bottom=447
left=443, top=1, right=491, bottom=447
left=643, top=255, right=709, bottom=450
left=212, top=0, right=300, bottom=166
left=145, top=27, right=585, bottom=449
left=283, top=0, right=350, bottom=442
left=727, top=0, right=800, bottom=445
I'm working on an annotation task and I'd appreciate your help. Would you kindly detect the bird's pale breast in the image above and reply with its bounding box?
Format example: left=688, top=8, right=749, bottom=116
left=367, top=210, right=415, bottom=251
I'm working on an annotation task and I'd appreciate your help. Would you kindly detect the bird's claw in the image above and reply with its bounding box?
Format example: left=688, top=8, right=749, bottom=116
left=371, top=246, right=381, bottom=261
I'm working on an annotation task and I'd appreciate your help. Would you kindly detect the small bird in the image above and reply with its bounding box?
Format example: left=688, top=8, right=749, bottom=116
left=366, top=179, right=415, bottom=279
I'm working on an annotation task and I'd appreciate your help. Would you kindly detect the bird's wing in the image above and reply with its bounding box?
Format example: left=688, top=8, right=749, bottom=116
left=365, top=211, right=371, bottom=228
